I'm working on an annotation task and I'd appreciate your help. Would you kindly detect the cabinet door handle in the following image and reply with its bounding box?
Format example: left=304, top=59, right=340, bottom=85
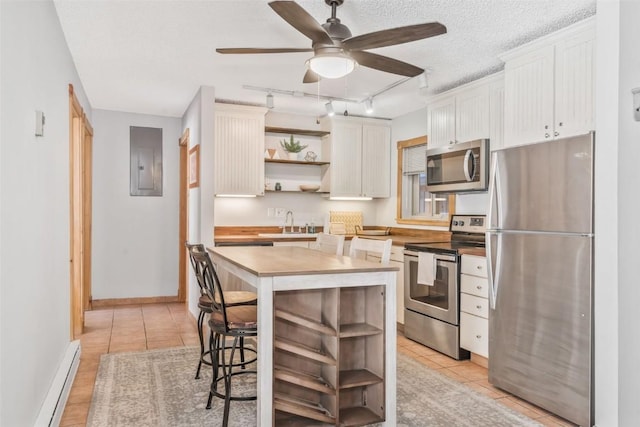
left=554, top=131, right=559, bottom=137
left=476, top=285, right=483, bottom=290
left=545, top=133, right=550, bottom=138
left=476, top=265, right=482, bottom=270
left=476, top=305, right=483, bottom=310
left=558, top=122, right=563, bottom=127
left=476, top=335, right=482, bottom=339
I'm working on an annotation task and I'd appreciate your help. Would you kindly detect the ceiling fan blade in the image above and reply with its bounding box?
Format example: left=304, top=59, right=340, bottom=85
left=216, top=47, right=313, bottom=54
left=303, top=69, right=319, bottom=83
left=269, top=1, right=334, bottom=46
left=343, top=22, right=446, bottom=51
left=350, top=51, right=424, bottom=77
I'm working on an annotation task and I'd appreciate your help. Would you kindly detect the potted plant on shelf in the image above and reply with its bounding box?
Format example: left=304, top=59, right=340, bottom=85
left=280, top=135, right=308, bottom=161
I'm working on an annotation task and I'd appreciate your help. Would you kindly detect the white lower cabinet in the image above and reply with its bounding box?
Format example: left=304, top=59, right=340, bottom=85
left=460, top=255, right=489, bottom=358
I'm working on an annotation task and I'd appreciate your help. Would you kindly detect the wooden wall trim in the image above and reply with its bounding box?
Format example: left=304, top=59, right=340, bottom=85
left=92, top=296, right=181, bottom=308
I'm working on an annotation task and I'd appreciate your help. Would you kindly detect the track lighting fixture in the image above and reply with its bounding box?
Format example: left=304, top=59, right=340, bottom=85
left=325, top=101, right=335, bottom=117
left=364, top=98, right=373, bottom=114
left=418, top=72, right=428, bottom=89
left=266, top=92, right=274, bottom=109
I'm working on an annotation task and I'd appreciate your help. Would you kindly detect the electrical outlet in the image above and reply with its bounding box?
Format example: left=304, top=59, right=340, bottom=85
left=267, top=208, right=275, bottom=217
left=274, top=208, right=286, bottom=218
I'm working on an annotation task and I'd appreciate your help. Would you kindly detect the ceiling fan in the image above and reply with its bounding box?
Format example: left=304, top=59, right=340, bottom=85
left=216, top=0, right=446, bottom=83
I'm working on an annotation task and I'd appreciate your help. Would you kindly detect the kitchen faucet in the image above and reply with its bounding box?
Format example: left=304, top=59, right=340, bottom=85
left=284, top=210, right=294, bottom=233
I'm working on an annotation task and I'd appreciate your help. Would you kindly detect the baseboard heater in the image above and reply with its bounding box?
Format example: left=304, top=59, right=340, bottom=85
left=34, top=340, right=81, bottom=426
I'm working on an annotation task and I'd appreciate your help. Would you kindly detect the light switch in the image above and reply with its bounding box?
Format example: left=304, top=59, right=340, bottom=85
left=35, top=110, right=45, bottom=136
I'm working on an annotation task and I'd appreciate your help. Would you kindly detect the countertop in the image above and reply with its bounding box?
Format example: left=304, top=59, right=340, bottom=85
left=214, top=226, right=452, bottom=248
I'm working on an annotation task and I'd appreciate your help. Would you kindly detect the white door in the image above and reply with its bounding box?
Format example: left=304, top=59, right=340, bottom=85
left=330, top=120, right=363, bottom=197
left=554, top=28, right=595, bottom=139
left=503, top=45, right=555, bottom=147
left=361, top=124, right=390, bottom=198
left=455, top=84, right=490, bottom=143
left=427, top=96, right=456, bottom=147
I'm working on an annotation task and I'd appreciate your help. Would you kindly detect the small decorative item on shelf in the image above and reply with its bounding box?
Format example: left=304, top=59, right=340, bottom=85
left=279, top=135, right=308, bottom=161
left=304, top=151, right=317, bottom=162
left=275, top=182, right=282, bottom=191
left=267, top=148, right=277, bottom=159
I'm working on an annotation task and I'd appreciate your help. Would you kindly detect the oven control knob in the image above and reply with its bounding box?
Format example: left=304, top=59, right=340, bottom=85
left=459, top=221, right=465, bottom=226
left=452, top=221, right=458, bottom=226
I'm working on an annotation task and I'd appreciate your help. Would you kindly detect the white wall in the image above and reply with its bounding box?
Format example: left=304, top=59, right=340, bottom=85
left=0, top=1, right=91, bottom=424
left=616, top=1, right=640, bottom=421
left=92, top=110, right=181, bottom=299
left=594, top=0, right=640, bottom=424
left=181, top=86, right=216, bottom=317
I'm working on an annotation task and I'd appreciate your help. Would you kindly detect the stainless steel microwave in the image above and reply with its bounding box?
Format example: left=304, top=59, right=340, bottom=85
left=425, top=139, right=489, bottom=193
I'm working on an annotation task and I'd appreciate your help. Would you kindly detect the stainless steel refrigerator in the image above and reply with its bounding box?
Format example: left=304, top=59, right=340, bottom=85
left=486, top=132, right=594, bottom=427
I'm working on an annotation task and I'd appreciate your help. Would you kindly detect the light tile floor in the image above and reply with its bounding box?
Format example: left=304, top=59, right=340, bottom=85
left=60, top=303, right=576, bottom=426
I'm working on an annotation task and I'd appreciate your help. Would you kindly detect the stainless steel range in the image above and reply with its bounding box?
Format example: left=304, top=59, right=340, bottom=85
left=404, top=214, right=486, bottom=359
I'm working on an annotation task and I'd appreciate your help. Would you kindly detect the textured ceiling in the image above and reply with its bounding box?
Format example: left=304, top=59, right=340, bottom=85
left=53, top=0, right=596, bottom=119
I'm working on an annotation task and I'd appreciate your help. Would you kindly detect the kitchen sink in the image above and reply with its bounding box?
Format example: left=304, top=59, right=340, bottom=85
left=257, top=233, right=318, bottom=238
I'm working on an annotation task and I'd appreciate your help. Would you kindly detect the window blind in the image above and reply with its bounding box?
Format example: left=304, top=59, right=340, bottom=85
left=403, top=144, right=427, bottom=175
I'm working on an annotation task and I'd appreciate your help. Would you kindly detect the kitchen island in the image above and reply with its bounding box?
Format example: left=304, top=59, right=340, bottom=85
left=208, top=245, right=398, bottom=426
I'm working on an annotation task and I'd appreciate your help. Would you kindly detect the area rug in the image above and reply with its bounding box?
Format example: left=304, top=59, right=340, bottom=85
left=87, top=346, right=541, bottom=427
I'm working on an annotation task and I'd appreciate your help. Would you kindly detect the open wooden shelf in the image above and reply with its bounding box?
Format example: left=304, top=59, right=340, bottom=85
left=339, top=323, right=383, bottom=338
left=339, top=369, right=383, bottom=389
left=339, top=406, right=384, bottom=427
left=275, top=337, right=337, bottom=365
left=275, top=365, right=336, bottom=395
left=275, top=393, right=336, bottom=424
left=265, top=158, right=329, bottom=166
left=265, top=126, right=330, bottom=137
left=276, top=309, right=337, bottom=336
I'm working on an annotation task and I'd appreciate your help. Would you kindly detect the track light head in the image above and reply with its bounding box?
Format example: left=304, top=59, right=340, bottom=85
left=364, top=98, right=373, bottom=114
left=325, top=101, right=335, bottom=117
left=266, top=93, right=274, bottom=109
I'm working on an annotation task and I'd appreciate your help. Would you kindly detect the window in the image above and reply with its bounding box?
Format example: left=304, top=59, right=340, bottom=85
left=396, top=136, right=454, bottom=226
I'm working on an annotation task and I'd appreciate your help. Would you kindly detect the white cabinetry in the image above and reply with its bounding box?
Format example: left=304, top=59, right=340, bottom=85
left=460, top=254, right=489, bottom=358
left=321, top=116, right=391, bottom=198
left=426, top=74, right=503, bottom=148
left=213, top=103, right=267, bottom=196
left=501, top=17, right=595, bottom=148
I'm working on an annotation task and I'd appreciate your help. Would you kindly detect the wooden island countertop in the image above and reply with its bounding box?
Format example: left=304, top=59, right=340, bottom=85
left=211, top=245, right=399, bottom=277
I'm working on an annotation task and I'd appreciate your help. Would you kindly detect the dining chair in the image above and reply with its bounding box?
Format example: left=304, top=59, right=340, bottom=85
left=186, top=242, right=257, bottom=380
left=190, top=248, right=258, bottom=427
left=311, top=232, right=346, bottom=256
left=348, top=236, right=392, bottom=264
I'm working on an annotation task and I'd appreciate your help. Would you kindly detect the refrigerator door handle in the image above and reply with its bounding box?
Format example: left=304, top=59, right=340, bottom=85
left=486, top=231, right=501, bottom=310
left=487, top=152, right=499, bottom=229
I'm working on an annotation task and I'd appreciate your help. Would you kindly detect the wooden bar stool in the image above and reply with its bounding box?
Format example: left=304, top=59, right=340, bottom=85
left=190, top=249, right=258, bottom=427
left=186, top=243, right=257, bottom=380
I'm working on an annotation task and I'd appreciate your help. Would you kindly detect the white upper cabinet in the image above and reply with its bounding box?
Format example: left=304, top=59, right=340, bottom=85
left=361, top=123, right=391, bottom=198
left=322, top=116, right=391, bottom=198
left=213, top=103, right=267, bottom=196
left=426, top=74, right=500, bottom=148
left=501, top=17, right=595, bottom=148
left=455, top=84, right=491, bottom=143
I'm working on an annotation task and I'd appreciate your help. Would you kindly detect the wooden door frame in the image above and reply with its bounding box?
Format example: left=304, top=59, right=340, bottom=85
left=69, top=84, right=93, bottom=339
left=178, top=129, right=190, bottom=302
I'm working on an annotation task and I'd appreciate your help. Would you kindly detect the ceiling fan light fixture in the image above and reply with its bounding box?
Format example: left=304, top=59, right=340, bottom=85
left=325, top=101, right=335, bottom=117
left=307, top=53, right=356, bottom=79
left=266, top=93, right=274, bottom=109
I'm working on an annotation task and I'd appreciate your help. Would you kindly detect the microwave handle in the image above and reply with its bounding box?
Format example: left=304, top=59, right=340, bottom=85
left=463, top=149, right=475, bottom=182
